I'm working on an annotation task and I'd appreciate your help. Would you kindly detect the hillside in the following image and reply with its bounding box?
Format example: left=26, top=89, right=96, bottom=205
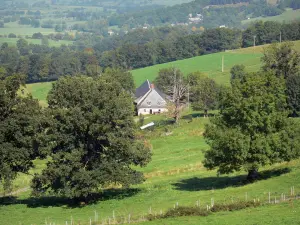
left=25, top=40, right=300, bottom=104
left=0, top=111, right=300, bottom=225
left=242, top=8, right=300, bottom=24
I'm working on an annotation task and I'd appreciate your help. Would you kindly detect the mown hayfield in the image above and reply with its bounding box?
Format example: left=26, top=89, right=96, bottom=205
left=242, top=8, right=300, bottom=24
left=0, top=111, right=300, bottom=225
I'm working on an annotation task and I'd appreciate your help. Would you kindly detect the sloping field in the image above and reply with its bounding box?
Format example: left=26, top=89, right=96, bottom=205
left=242, top=9, right=300, bottom=24
left=132, top=50, right=263, bottom=87
left=26, top=40, right=300, bottom=104
left=142, top=200, right=300, bottom=225
left=0, top=112, right=300, bottom=225
left=132, top=40, right=300, bottom=87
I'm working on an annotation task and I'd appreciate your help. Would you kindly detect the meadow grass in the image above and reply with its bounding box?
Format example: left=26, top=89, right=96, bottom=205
left=141, top=200, right=300, bottom=224
left=132, top=51, right=262, bottom=87
left=0, top=22, right=55, bottom=36
left=0, top=37, right=73, bottom=47
left=0, top=112, right=299, bottom=225
left=242, top=8, right=300, bottom=24
left=25, top=40, right=300, bottom=104
left=26, top=82, right=53, bottom=106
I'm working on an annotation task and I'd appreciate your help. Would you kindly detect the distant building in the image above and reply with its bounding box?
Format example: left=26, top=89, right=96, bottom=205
left=108, top=30, right=115, bottom=36
left=134, top=80, right=169, bottom=115
left=188, top=13, right=203, bottom=24
left=219, top=25, right=226, bottom=28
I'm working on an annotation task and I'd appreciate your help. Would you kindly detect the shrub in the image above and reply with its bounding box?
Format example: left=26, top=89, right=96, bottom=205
left=8, top=33, right=16, bottom=38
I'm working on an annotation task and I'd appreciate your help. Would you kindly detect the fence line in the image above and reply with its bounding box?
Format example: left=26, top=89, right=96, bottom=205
left=41, top=187, right=299, bottom=225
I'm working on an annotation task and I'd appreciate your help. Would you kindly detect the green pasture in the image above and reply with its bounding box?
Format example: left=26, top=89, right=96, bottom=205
left=0, top=22, right=55, bottom=36
left=132, top=51, right=263, bottom=87
left=26, top=82, right=53, bottom=107
left=242, top=8, right=300, bottom=24
left=0, top=37, right=73, bottom=47
left=26, top=40, right=300, bottom=104
left=0, top=111, right=300, bottom=225
left=142, top=200, right=300, bottom=224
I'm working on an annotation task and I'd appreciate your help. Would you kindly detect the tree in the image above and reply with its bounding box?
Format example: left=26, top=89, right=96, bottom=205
left=203, top=71, right=300, bottom=181
left=230, top=64, right=246, bottom=82
left=286, top=74, right=300, bottom=117
left=8, top=33, right=17, bottom=38
left=187, top=72, right=219, bottom=116
left=261, top=42, right=300, bottom=79
left=16, top=38, right=29, bottom=56
left=155, top=68, right=187, bottom=123
left=0, top=74, right=44, bottom=192
left=32, top=76, right=151, bottom=199
left=41, top=37, right=49, bottom=46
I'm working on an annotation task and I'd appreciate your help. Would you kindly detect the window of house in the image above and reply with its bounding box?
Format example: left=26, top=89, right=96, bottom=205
left=147, top=101, right=151, bottom=106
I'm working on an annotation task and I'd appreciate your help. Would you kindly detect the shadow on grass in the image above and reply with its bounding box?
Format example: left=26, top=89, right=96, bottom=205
left=172, top=168, right=291, bottom=191
left=182, top=112, right=216, bottom=120
left=0, top=188, right=140, bottom=208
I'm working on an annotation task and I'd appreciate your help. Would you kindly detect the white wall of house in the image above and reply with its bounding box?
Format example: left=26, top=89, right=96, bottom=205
left=138, top=108, right=168, bottom=115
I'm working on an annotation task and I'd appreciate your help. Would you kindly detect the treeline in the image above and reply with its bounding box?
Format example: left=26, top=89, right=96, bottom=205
left=1, top=20, right=300, bottom=83
left=108, top=0, right=283, bottom=28
left=98, top=20, right=300, bottom=69
left=278, top=0, right=300, bottom=10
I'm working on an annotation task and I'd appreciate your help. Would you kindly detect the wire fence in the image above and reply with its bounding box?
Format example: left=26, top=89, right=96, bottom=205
left=41, top=186, right=299, bottom=225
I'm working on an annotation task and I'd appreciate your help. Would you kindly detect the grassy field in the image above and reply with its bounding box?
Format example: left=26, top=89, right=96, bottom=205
left=132, top=51, right=262, bottom=87
left=0, top=22, right=56, bottom=36
left=142, top=200, right=300, bottom=224
left=242, top=8, right=300, bottom=24
left=0, top=110, right=300, bottom=225
left=25, top=40, right=300, bottom=104
left=0, top=37, right=73, bottom=47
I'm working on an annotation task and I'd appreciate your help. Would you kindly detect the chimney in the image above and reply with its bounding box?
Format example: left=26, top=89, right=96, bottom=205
left=150, top=83, right=155, bottom=89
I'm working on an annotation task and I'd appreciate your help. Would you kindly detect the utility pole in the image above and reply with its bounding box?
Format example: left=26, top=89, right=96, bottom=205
left=280, top=31, right=282, bottom=43
left=253, top=35, right=256, bottom=47
left=221, top=55, right=224, bottom=73
left=187, top=82, right=190, bottom=109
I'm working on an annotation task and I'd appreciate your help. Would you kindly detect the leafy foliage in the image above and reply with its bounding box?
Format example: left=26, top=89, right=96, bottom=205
left=204, top=71, right=300, bottom=180
left=261, top=42, right=300, bottom=79
left=32, top=75, right=151, bottom=199
left=187, top=71, right=219, bottom=113
left=286, top=74, right=300, bottom=117
left=0, top=74, right=43, bottom=192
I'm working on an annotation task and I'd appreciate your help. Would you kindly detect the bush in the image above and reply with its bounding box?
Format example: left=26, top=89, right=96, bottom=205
left=147, top=201, right=261, bottom=221
left=8, top=33, right=17, bottom=38
left=211, top=201, right=261, bottom=212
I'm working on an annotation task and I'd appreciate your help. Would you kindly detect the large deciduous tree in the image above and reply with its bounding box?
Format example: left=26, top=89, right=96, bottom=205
left=187, top=72, right=219, bottom=116
left=0, top=74, right=43, bottom=192
left=32, top=75, right=151, bottom=200
left=203, top=71, right=300, bottom=181
left=286, top=74, right=300, bottom=117
left=261, top=42, right=300, bottom=79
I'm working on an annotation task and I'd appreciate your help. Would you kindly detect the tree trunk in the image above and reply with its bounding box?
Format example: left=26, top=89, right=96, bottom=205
left=247, top=169, right=259, bottom=182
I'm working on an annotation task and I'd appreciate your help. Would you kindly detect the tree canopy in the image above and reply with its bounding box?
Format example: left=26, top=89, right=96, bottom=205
left=203, top=71, right=300, bottom=180
left=187, top=71, right=219, bottom=115
left=32, top=75, right=151, bottom=199
left=0, top=74, right=43, bottom=192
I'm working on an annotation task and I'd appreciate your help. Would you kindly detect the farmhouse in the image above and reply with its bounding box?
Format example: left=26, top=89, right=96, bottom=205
left=134, top=80, right=169, bottom=115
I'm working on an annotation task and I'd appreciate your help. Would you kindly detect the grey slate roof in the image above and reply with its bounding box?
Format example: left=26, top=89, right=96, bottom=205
left=135, top=80, right=150, bottom=98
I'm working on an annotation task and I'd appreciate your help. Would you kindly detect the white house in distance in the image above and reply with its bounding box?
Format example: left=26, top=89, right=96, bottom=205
left=134, top=80, right=169, bottom=115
